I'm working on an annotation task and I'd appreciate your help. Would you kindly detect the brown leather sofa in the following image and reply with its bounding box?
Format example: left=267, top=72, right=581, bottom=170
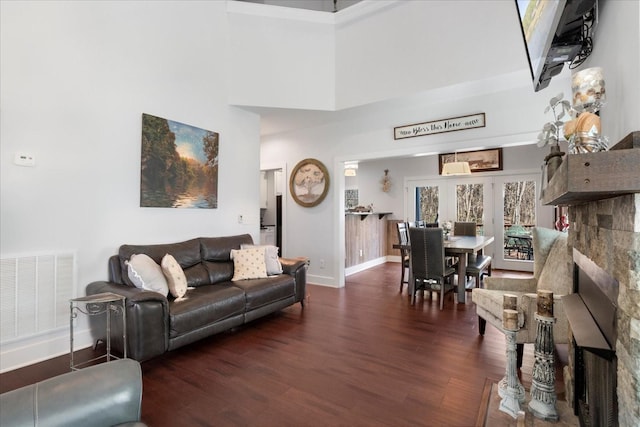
left=86, top=234, right=307, bottom=362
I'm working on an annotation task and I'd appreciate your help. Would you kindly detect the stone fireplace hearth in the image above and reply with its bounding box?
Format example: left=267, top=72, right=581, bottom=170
left=566, top=193, right=640, bottom=427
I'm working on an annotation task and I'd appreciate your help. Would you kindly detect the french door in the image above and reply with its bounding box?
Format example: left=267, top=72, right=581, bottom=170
left=408, top=173, right=550, bottom=272
left=408, top=175, right=495, bottom=257
left=492, top=173, right=551, bottom=271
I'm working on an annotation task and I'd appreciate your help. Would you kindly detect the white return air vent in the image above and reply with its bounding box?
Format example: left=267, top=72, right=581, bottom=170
left=1, top=253, right=76, bottom=344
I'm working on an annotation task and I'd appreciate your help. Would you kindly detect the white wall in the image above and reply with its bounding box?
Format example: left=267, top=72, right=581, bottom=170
left=335, top=0, right=527, bottom=109
left=0, top=1, right=262, bottom=371
left=227, top=1, right=335, bottom=110
left=579, top=0, right=640, bottom=143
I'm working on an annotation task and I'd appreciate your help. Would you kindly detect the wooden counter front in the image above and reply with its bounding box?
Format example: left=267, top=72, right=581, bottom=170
left=345, top=213, right=390, bottom=268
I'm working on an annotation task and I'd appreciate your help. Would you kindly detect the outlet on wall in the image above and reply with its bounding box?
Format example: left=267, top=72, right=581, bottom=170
left=319, top=259, right=325, bottom=269
left=359, top=249, right=363, bottom=257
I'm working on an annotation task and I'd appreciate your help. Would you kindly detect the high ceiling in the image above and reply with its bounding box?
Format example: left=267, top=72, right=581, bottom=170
left=233, top=0, right=535, bottom=139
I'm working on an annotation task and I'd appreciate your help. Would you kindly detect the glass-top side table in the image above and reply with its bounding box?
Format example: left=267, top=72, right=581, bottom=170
left=70, top=292, right=127, bottom=370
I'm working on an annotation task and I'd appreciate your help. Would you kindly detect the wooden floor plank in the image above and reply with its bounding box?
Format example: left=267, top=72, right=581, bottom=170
left=1, top=265, right=563, bottom=426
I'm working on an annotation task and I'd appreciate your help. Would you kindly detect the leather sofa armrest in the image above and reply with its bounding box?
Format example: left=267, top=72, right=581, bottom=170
left=279, top=257, right=307, bottom=275
left=483, top=276, right=537, bottom=293
left=279, top=257, right=308, bottom=305
left=86, top=281, right=169, bottom=361
left=0, top=359, right=145, bottom=427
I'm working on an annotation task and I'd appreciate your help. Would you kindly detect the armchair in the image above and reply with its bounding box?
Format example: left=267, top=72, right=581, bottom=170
left=471, top=227, right=572, bottom=367
left=0, top=359, right=145, bottom=427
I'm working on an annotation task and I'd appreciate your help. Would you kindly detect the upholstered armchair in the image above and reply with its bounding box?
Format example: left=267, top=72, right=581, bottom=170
left=471, top=227, right=572, bottom=367
left=1, top=359, right=146, bottom=427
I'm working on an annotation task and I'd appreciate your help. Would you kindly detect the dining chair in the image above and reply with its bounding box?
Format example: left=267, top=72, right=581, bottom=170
left=408, top=227, right=456, bottom=309
left=453, top=221, right=492, bottom=290
left=453, top=221, right=477, bottom=236
left=396, top=221, right=410, bottom=292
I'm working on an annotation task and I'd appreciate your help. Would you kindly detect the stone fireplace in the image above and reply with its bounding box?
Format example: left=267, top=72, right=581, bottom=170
left=566, top=193, right=640, bottom=427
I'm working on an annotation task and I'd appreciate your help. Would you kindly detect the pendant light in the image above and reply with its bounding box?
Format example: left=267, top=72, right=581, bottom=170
left=442, top=152, right=472, bottom=176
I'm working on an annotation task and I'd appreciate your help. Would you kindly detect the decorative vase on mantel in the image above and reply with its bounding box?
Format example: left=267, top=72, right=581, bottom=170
left=544, top=144, right=565, bottom=182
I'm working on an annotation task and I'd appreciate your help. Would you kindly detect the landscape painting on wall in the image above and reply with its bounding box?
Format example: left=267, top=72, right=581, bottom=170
left=140, top=113, right=219, bottom=208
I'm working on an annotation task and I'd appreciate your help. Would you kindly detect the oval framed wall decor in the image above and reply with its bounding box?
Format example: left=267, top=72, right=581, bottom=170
left=289, top=158, right=330, bottom=207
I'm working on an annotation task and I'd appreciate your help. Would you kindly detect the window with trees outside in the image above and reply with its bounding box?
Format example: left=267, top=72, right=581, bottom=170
left=416, top=185, right=439, bottom=223
left=503, top=180, right=536, bottom=261
left=456, top=183, right=484, bottom=234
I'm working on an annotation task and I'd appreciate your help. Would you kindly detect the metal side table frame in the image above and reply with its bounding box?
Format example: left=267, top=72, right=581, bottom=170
left=70, top=292, right=127, bottom=370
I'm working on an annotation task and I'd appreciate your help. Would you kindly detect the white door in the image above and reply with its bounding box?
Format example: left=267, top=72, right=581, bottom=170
left=408, top=174, right=551, bottom=272
left=492, top=173, right=552, bottom=271
left=408, top=179, right=448, bottom=223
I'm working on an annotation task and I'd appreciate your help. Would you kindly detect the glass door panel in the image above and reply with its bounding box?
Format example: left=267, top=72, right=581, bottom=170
left=409, top=177, right=494, bottom=256
left=416, top=185, right=440, bottom=223
left=493, top=174, right=553, bottom=271
left=456, top=182, right=484, bottom=234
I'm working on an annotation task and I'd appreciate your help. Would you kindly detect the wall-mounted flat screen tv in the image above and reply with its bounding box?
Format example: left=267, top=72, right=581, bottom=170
left=515, top=0, right=568, bottom=92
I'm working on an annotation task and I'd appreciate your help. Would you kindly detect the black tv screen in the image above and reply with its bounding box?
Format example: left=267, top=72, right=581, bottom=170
left=515, top=0, right=568, bottom=92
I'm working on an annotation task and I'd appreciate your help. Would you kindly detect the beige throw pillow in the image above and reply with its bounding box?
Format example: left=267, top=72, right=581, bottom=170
left=240, top=244, right=283, bottom=275
left=231, top=247, right=268, bottom=281
left=126, top=253, right=169, bottom=297
left=161, top=253, right=188, bottom=299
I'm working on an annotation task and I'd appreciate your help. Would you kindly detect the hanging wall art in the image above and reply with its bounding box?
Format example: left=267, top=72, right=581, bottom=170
left=140, top=113, right=219, bottom=208
left=289, top=158, right=330, bottom=207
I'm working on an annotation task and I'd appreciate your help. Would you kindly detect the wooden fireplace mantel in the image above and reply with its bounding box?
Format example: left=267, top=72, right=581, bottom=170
left=541, top=131, right=640, bottom=206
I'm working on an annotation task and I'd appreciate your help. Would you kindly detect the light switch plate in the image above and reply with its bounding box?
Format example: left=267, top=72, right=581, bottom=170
left=14, top=152, right=35, bottom=167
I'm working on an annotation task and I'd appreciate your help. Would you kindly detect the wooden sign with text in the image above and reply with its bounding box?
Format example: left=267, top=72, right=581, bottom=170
left=394, top=113, right=485, bottom=140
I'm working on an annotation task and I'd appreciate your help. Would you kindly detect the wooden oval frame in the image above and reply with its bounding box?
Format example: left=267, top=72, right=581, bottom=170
left=289, top=158, right=330, bottom=208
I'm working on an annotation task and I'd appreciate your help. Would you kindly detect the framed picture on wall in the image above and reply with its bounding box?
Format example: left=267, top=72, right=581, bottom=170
left=438, top=148, right=503, bottom=174
left=289, top=158, right=330, bottom=207
left=140, top=113, right=219, bottom=208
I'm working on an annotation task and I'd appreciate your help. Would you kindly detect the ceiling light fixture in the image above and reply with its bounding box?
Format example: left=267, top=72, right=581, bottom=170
left=441, top=152, right=471, bottom=176
left=344, top=161, right=358, bottom=177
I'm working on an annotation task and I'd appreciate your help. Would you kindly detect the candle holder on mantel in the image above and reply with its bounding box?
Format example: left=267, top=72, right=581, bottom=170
left=498, top=293, right=526, bottom=419
left=528, top=290, right=559, bottom=422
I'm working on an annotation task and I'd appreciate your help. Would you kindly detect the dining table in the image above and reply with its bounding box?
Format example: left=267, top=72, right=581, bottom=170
left=394, top=234, right=495, bottom=304
left=444, top=235, right=494, bottom=303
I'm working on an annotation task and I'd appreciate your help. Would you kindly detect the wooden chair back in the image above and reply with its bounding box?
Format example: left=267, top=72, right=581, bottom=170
left=454, top=221, right=476, bottom=236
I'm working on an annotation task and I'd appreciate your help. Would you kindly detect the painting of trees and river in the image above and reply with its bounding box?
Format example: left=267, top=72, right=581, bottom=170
left=140, top=113, right=218, bottom=208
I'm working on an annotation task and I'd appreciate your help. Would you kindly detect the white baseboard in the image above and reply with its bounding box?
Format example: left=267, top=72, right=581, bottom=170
left=345, top=256, right=388, bottom=276
left=306, top=273, right=338, bottom=287
left=0, top=327, right=93, bottom=373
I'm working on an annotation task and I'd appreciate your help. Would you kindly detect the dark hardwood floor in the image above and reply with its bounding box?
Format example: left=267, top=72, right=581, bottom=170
left=1, top=264, right=563, bottom=426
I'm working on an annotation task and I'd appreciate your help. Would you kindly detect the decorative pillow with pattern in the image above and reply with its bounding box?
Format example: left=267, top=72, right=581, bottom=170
left=240, top=244, right=283, bottom=275
left=230, top=247, right=268, bottom=281
left=161, top=253, right=188, bottom=299
left=125, top=253, right=169, bottom=297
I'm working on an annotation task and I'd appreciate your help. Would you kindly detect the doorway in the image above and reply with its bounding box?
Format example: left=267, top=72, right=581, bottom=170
left=260, top=168, right=284, bottom=254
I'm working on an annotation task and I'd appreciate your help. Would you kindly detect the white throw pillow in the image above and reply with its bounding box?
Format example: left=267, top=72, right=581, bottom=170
left=230, top=247, right=268, bottom=281
left=240, top=244, right=283, bottom=275
left=161, top=253, right=188, bottom=299
left=126, top=253, right=169, bottom=296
